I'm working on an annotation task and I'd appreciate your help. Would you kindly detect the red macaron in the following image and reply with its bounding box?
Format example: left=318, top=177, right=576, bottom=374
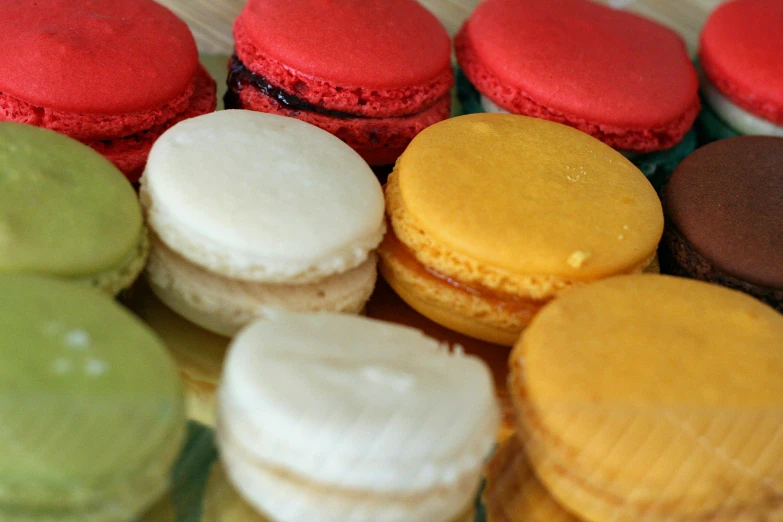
left=226, top=0, right=453, bottom=166
left=0, top=0, right=216, bottom=183
left=699, top=0, right=783, bottom=128
left=456, top=0, right=699, bottom=153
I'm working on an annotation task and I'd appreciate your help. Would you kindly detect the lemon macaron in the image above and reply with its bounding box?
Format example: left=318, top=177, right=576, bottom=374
left=379, top=113, right=662, bottom=345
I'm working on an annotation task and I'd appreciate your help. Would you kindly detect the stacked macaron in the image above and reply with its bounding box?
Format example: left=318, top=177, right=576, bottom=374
left=492, top=275, right=783, bottom=522
left=379, top=114, right=663, bottom=345
left=141, top=110, right=385, bottom=337
left=0, top=274, right=185, bottom=521
left=0, top=0, right=217, bottom=182
left=0, top=122, right=148, bottom=295
left=455, top=0, right=699, bottom=188
left=213, top=311, right=499, bottom=522
left=226, top=0, right=453, bottom=168
left=662, top=136, right=783, bottom=311
left=698, top=0, right=783, bottom=141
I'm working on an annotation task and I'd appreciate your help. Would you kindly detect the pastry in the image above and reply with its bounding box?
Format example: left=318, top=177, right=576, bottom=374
left=662, top=136, right=783, bottom=311
left=455, top=0, right=699, bottom=188
left=0, top=122, right=148, bottom=295
left=0, top=0, right=216, bottom=182
left=0, top=274, right=185, bottom=521
left=698, top=0, right=783, bottom=140
left=226, top=0, right=452, bottom=168
left=379, top=114, right=663, bottom=345
left=510, top=274, right=783, bottom=522
left=483, top=436, right=578, bottom=522
left=141, top=110, right=385, bottom=336
left=216, top=311, right=498, bottom=522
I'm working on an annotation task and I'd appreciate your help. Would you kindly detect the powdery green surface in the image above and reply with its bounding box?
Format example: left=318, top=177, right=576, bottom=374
left=0, top=275, right=185, bottom=521
left=0, top=123, right=143, bottom=283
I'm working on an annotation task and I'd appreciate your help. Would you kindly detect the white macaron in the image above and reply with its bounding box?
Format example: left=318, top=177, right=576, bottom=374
left=215, top=311, right=499, bottom=522
left=140, top=110, right=385, bottom=336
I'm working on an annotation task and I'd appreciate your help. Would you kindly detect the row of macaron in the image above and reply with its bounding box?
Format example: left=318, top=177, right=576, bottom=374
left=3, top=103, right=780, bottom=348
left=1, top=0, right=780, bottom=190
left=5, top=250, right=783, bottom=521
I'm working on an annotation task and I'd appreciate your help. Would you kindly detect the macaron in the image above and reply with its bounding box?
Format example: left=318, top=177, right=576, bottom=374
left=141, top=110, right=385, bottom=337
left=662, top=136, right=783, bottom=311
left=455, top=0, right=699, bottom=188
left=378, top=114, right=663, bottom=346
left=226, top=0, right=453, bottom=167
left=510, top=274, right=783, bottom=522
left=0, top=122, right=148, bottom=295
left=216, top=311, right=498, bottom=522
left=0, top=274, right=185, bottom=521
left=0, top=0, right=217, bottom=182
left=698, top=0, right=783, bottom=140
left=483, top=436, right=578, bottom=522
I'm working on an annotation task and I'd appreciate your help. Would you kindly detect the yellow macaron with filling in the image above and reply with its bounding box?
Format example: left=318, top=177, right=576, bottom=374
left=379, top=113, right=662, bottom=345
left=510, top=274, right=783, bottom=522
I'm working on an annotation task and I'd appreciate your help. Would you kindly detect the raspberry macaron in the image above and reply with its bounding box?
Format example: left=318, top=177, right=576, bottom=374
left=226, top=0, right=453, bottom=169
left=698, top=0, right=783, bottom=141
left=0, top=0, right=217, bottom=183
left=456, top=0, right=700, bottom=188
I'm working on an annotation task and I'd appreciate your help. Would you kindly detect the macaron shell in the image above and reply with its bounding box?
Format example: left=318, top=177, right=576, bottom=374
left=483, top=436, right=579, bottom=522
left=513, top=275, right=783, bottom=521
left=142, top=110, right=385, bottom=284
left=665, top=136, right=783, bottom=290
left=699, top=0, right=783, bottom=125
left=145, top=233, right=377, bottom=336
left=0, top=0, right=198, bottom=113
left=0, top=274, right=185, bottom=518
left=457, top=0, right=698, bottom=142
left=395, top=114, right=663, bottom=281
left=0, top=123, right=143, bottom=279
left=235, top=0, right=451, bottom=90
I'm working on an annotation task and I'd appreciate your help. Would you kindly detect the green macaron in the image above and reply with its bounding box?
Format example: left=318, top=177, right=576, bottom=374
left=0, top=122, right=148, bottom=295
left=0, top=274, right=185, bottom=521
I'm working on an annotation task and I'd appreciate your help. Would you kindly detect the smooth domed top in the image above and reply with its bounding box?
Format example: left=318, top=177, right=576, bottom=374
left=463, top=0, right=698, bottom=129
left=236, top=0, right=451, bottom=88
left=0, top=0, right=198, bottom=113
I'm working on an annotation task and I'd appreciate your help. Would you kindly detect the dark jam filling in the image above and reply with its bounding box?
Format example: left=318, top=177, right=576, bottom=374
left=224, top=54, right=362, bottom=119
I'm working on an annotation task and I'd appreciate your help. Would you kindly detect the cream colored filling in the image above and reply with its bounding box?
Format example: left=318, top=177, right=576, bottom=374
left=702, top=77, right=783, bottom=137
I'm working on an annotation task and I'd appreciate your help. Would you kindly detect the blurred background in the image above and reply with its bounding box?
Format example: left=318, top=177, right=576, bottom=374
left=157, top=0, right=727, bottom=56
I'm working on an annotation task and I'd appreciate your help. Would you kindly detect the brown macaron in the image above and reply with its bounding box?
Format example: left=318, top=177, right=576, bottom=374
left=662, top=136, right=783, bottom=310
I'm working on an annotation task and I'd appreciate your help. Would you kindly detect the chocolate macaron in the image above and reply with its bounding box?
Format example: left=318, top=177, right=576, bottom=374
left=662, top=136, right=783, bottom=311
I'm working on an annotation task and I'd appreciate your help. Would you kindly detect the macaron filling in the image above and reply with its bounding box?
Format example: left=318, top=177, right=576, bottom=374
left=700, top=76, right=783, bottom=137
left=225, top=55, right=451, bottom=166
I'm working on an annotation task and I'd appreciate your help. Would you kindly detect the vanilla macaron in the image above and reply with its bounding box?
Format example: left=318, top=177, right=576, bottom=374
left=140, top=110, right=385, bottom=336
left=215, top=311, right=499, bottom=522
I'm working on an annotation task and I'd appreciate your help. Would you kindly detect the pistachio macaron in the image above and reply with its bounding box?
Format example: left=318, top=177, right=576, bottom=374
left=0, top=274, right=185, bottom=521
left=216, top=311, right=498, bottom=522
left=140, top=110, right=385, bottom=336
left=0, top=122, right=148, bottom=295
left=378, top=114, right=663, bottom=345
left=510, top=274, right=783, bottom=522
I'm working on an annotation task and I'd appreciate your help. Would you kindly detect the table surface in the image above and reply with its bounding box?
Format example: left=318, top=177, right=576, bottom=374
left=158, top=0, right=726, bottom=55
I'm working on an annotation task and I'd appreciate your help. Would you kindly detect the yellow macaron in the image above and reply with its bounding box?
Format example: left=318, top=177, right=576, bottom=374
left=510, top=274, right=783, bottom=522
left=379, top=113, right=662, bottom=345
left=483, top=435, right=578, bottom=522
